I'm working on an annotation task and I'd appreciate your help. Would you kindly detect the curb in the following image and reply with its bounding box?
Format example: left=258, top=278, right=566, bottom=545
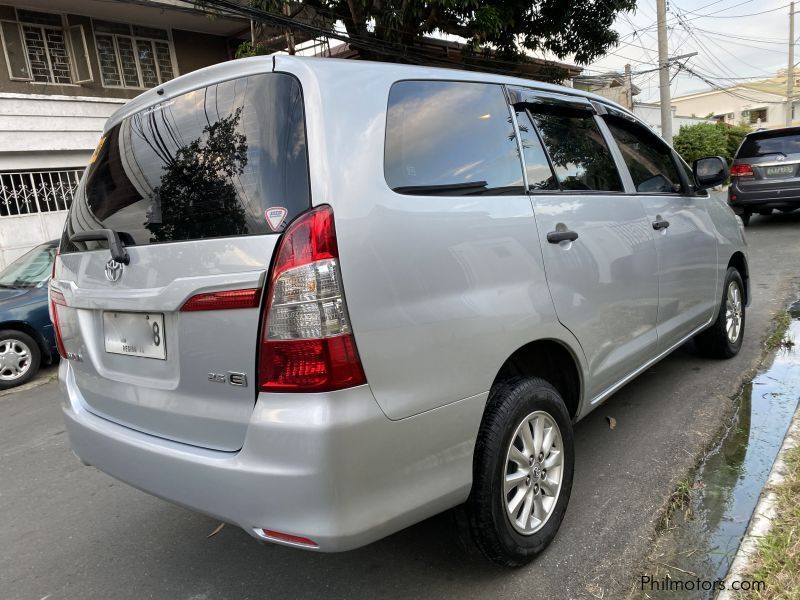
left=717, top=399, right=800, bottom=598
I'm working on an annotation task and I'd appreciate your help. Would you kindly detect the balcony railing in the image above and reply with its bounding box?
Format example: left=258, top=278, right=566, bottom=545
left=0, top=169, right=83, bottom=217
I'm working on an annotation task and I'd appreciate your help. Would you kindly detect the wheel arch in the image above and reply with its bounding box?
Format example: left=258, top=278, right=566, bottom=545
left=491, top=339, right=584, bottom=421
left=727, top=251, right=750, bottom=305
left=0, top=320, right=52, bottom=363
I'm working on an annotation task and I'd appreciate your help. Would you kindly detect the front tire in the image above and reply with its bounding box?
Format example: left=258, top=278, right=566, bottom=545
left=694, top=267, right=745, bottom=358
left=465, top=377, right=574, bottom=566
left=0, top=330, right=41, bottom=389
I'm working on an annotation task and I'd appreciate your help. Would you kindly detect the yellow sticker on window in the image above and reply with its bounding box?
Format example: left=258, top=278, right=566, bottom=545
left=89, top=135, right=107, bottom=165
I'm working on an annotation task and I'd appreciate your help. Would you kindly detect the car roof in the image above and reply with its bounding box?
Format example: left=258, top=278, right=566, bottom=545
left=106, top=55, right=634, bottom=132
left=744, top=126, right=800, bottom=138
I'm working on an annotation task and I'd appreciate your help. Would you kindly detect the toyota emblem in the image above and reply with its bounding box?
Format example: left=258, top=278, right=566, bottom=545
left=105, top=258, right=123, bottom=282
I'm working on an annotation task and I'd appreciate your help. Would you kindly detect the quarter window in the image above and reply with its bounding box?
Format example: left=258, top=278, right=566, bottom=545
left=93, top=20, right=175, bottom=89
left=385, top=81, right=525, bottom=195
left=604, top=116, right=682, bottom=194
left=528, top=107, right=623, bottom=192
left=515, top=110, right=558, bottom=191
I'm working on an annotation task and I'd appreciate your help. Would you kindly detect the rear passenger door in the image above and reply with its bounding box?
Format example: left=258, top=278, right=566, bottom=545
left=511, top=90, right=660, bottom=402
left=601, top=114, right=718, bottom=352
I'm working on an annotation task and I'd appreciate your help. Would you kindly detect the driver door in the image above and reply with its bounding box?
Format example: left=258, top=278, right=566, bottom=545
left=602, top=115, right=718, bottom=352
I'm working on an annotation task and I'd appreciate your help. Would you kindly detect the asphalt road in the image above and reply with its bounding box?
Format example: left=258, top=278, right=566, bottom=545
left=2, top=210, right=800, bottom=600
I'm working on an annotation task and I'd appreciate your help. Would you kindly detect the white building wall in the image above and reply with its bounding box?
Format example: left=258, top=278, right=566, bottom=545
left=0, top=92, right=126, bottom=269
left=670, top=88, right=788, bottom=128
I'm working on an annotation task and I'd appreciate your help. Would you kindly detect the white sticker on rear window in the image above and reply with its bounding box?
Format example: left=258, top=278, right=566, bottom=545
left=265, top=207, right=288, bottom=231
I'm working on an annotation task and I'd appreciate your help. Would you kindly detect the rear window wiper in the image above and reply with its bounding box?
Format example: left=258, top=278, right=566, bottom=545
left=69, top=229, right=134, bottom=265
left=393, top=181, right=489, bottom=195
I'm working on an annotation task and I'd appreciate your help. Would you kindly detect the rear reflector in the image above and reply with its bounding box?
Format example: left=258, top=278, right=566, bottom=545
left=260, top=334, right=365, bottom=392
left=261, top=530, right=319, bottom=548
left=258, top=205, right=366, bottom=392
left=181, top=288, right=262, bottom=312
left=730, top=164, right=754, bottom=177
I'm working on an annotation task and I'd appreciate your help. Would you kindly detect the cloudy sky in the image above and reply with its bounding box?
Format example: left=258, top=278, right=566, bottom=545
left=583, top=0, right=792, bottom=101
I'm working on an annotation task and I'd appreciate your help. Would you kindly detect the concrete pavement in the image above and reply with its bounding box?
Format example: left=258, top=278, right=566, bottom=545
left=2, top=210, right=799, bottom=600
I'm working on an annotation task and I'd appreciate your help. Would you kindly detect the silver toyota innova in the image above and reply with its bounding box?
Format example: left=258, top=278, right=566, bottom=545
left=52, top=56, right=748, bottom=566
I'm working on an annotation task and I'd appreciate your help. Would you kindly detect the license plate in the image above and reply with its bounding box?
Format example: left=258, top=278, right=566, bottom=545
left=103, top=311, right=166, bottom=360
left=764, top=165, right=796, bottom=178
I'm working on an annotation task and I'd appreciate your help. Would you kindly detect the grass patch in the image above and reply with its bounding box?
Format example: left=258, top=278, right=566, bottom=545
left=659, top=479, right=694, bottom=530
left=764, top=312, right=792, bottom=351
left=743, top=443, right=800, bottom=599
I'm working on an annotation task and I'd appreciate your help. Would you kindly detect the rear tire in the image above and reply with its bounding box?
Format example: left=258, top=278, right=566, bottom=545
left=0, top=330, right=40, bottom=389
left=694, top=267, right=745, bottom=359
left=465, top=377, right=574, bottom=567
left=739, top=212, right=751, bottom=226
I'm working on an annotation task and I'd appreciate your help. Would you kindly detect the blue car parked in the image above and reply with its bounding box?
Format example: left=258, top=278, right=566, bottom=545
left=0, top=240, right=59, bottom=389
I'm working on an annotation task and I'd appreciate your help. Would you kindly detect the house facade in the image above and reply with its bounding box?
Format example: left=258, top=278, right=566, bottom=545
left=0, top=0, right=245, bottom=268
left=670, top=75, right=800, bottom=133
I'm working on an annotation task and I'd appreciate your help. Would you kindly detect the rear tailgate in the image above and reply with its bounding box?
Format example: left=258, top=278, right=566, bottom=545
left=54, top=71, right=310, bottom=452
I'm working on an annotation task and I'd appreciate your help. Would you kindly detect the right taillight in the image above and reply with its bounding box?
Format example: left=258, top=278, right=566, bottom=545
left=49, top=250, right=67, bottom=359
left=730, top=164, right=754, bottom=177
left=258, top=205, right=366, bottom=392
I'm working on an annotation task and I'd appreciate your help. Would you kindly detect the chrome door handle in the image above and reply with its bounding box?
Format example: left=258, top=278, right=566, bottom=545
left=547, top=230, right=579, bottom=243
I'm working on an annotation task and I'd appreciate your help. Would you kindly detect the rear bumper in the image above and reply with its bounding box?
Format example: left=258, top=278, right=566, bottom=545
left=728, top=184, right=800, bottom=213
left=60, top=361, right=485, bottom=551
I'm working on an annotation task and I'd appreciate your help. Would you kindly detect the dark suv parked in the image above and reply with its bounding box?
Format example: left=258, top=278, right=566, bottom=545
left=729, top=126, right=800, bottom=225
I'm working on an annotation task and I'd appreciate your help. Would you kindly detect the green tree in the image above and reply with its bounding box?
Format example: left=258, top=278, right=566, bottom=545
left=674, top=121, right=752, bottom=166
left=146, top=108, right=249, bottom=243
left=223, top=0, right=636, bottom=66
left=721, top=123, right=751, bottom=163
left=673, top=122, right=728, bottom=165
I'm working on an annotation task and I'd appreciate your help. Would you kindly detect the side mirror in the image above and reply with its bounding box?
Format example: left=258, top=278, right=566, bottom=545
left=693, top=156, right=729, bottom=190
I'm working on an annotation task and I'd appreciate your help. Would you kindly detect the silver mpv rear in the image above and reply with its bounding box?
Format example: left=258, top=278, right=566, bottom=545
left=54, top=56, right=749, bottom=566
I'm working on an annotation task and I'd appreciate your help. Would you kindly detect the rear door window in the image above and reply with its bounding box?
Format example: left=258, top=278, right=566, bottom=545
left=385, top=80, right=525, bottom=195
left=527, top=106, right=623, bottom=192
left=603, top=116, right=682, bottom=193
left=61, top=72, right=309, bottom=253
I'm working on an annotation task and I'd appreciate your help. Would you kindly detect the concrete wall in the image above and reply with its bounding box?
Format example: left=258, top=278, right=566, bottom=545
left=0, top=211, right=65, bottom=268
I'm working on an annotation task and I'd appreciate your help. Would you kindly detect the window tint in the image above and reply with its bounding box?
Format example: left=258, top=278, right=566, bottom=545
left=528, top=107, right=623, bottom=192
left=737, top=132, right=800, bottom=158
left=515, top=110, right=558, bottom=190
left=385, top=81, right=524, bottom=195
left=604, top=116, right=681, bottom=193
left=61, top=73, right=310, bottom=252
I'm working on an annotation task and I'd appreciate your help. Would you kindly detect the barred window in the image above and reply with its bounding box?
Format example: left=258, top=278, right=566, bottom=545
left=14, top=10, right=72, bottom=84
left=0, top=170, right=83, bottom=217
left=93, top=20, right=175, bottom=89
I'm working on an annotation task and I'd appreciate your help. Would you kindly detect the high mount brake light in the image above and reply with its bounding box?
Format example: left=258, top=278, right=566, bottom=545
left=258, top=205, right=366, bottom=392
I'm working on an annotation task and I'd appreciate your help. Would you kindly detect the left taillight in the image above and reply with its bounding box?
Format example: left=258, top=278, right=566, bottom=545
left=49, top=249, right=67, bottom=359
left=258, top=205, right=367, bottom=393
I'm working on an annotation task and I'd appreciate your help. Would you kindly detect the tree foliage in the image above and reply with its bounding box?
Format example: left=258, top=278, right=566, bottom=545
left=239, top=0, right=637, bottom=64
left=673, top=121, right=751, bottom=166
left=147, top=109, right=249, bottom=242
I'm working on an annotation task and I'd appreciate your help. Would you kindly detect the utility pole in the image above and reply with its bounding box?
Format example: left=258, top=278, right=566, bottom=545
left=788, top=2, right=795, bottom=126
left=623, top=63, right=633, bottom=109
left=657, top=0, right=672, bottom=143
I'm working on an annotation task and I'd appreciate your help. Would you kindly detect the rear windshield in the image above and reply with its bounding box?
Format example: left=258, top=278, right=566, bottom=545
left=61, top=73, right=309, bottom=253
left=737, top=131, right=800, bottom=158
